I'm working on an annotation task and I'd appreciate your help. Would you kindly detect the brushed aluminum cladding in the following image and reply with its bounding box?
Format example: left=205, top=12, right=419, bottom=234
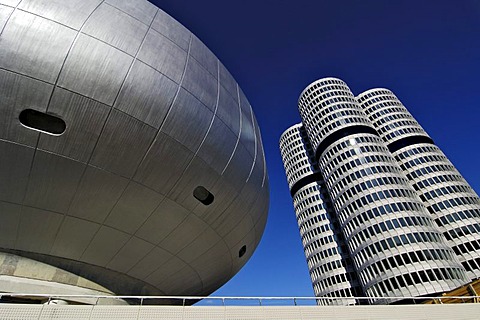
left=0, top=0, right=269, bottom=297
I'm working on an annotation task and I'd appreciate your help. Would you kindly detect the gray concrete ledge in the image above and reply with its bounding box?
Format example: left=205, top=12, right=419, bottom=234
left=0, top=303, right=479, bottom=319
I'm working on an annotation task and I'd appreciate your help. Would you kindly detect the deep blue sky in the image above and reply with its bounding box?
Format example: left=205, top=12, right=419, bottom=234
left=150, top=0, right=480, bottom=297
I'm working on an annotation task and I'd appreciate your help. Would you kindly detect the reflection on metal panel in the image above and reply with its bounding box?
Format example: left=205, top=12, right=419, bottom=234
left=18, top=0, right=102, bottom=30
left=238, top=88, right=256, bottom=157
left=219, top=62, right=238, bottom=100
left=1, top=1, right=21, bottom=8
left=0, top=5, right=13, bottom=31
left=105, top=0, right=157, bottom=26
left=83, top=3, right=149, bottom=56
left=90, top=110, right=156, bottom=178
left=0, top=0, right=268, bottom=298
left=197, top=117, right=238, bottom=174
left=182, top=58, right=218, bottom=111
left=137, top=29, right=188, bottom=84
left=57, top=34, right=133, bottom=106
left=217, top=85, right=241, bottom=137
left=0, top=10, right=76, bottom=83
left=115, top=60, right=178, bottom=128
left=134, top=132, right=195, bottom=194
left=151, top=9, right=191, bottom=50
left=190, top=36, right=218, bottom=79
left=161, top=88, right=214, bottom=152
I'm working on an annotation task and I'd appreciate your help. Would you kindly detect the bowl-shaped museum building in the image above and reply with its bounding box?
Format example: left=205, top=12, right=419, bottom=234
left=0, top=0, right=269, bottom=302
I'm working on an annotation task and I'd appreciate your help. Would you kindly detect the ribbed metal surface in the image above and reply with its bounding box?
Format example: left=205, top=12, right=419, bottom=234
left=358, top=89, right=480, bottom=280
left=0, top=0, right=269, bottom=298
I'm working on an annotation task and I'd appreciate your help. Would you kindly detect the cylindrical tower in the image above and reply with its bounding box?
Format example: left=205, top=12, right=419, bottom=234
left=298, top=78, right=468, bottom=303
left=280, top=124, right=362, bottom=305
left=357, top=89, right=480, bottom=280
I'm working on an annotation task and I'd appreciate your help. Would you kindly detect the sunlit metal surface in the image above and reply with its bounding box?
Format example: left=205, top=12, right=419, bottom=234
left=0, top=0, right=269, bottom=299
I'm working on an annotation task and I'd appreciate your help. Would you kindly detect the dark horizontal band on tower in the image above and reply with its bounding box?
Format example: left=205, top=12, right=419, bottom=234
left=290, top=172, right=324, bottom=197
left=315, top=125, right=379, bottom=161
left=387, top=135, right=434, bottom=153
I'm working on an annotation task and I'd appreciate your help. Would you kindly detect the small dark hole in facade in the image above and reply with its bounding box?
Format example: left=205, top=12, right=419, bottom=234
left=193, top=186, right=214, bottom=205
left=19, top=109, right=66, bottom=136
left=239, top=245, right=247, bottom=258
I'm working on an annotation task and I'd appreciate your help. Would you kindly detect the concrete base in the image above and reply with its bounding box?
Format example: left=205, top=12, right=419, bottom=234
left=0, top=275, right=126, bottom=305
left=0, top=251, right=142, bottom=305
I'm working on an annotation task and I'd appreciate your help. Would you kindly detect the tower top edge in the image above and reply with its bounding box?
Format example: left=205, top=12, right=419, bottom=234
left=356, top=88, right=395, bottom=99
left=298, top=77, right=348, bottom=103
left=279, top=123, right=304, bottom=143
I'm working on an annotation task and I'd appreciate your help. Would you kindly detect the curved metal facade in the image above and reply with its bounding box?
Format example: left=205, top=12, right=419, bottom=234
left=282, top=78, right=469, bottom=304
left=0, top=0, right=269, bottom=299
left=358, top=89, right=480, bottom=280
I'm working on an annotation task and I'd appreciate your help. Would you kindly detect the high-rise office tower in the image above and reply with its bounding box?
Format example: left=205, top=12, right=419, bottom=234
left=357, top=89, right=480, bottom=280
left=280, top=78, right=476, bottom=304
left=279, top=124, right=362, bottom=305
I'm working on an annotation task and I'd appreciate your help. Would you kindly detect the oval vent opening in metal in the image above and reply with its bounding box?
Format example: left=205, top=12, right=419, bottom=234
left=239, top=245, right=247, bottom=258
left=19, top=109, right=66, bottom=135
left=193, top=186, right=214, bottom=205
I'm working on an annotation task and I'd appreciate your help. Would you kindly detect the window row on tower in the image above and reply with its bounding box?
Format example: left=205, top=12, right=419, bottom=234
left=280, top=78, right=480, bottom=304
left=281, top=125, right=363, bottom=305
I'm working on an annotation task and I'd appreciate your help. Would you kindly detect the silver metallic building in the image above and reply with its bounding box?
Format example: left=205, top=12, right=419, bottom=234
left=280, top=78, right=477, bottom=304
left=0, top=0, right=269, bottom=302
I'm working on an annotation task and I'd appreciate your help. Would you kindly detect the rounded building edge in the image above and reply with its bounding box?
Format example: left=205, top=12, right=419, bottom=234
left=0, top=0, right=269, bottom=300
left=298, top=77, right=348, bottom=104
